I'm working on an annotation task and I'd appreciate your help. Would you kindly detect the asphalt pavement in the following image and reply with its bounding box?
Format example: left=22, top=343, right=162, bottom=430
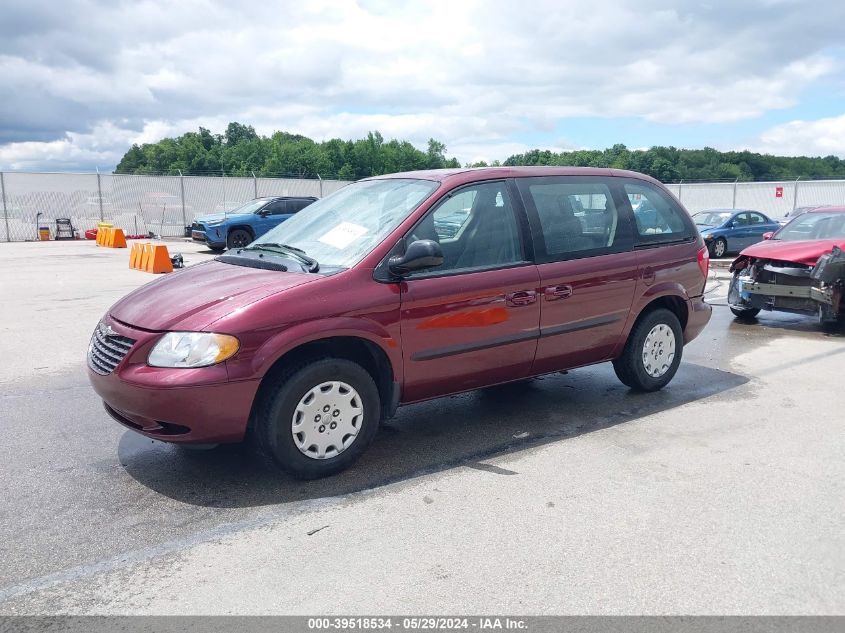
left=0, top=240, right=842, bottom=614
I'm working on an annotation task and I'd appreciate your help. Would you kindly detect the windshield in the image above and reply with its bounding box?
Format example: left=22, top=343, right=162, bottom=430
left=775, top=212, right=845, bottom=241
left=226, top=199, right=271, bottom=215
left=255, top=179, right=439, bottom=268
left=693, top=211, right=732, bottom=227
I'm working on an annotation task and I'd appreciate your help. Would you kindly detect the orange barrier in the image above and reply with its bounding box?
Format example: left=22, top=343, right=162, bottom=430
left=104, top=228, right=127, bottom=248
left=129, top=242, right=173, bottom=273
left=129, top=242, right=142, bottom=268
left=141, top=243, right=153, bottom=270
left=147, top=244, right=173, bottom=273
left=97, top=227, right=128, bottom=248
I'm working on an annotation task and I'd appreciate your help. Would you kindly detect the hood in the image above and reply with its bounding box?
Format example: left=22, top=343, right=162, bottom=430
left=109, top=260, right=316, bottom=331
left=697, top=226, right=719, bottom=234
left=195, top=212, right=251, bottom=224
left=738, top=238, right=845, bottom=266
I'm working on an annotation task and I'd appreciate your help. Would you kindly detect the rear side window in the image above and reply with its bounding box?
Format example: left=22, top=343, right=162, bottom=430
left=264, top=200, right=289, bottom=215
left=624, top=181, right=694, bottom=245
left=516, top=176, right=632, bottom=261
left=290, top=199, right=314, bottom=213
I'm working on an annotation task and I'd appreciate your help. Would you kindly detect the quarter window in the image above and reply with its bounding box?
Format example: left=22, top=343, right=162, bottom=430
left=624, top=182, right=693, bottom=245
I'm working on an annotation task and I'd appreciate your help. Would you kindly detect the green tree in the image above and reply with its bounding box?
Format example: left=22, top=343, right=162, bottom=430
left=115, top=123, right=845, bottom=182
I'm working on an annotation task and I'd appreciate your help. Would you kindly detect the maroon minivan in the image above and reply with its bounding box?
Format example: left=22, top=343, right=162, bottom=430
left=88, top=167, right=711, bottom=478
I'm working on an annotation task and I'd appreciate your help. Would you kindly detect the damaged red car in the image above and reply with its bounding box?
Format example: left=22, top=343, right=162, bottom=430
left=728, top=206, right=845, bottom=326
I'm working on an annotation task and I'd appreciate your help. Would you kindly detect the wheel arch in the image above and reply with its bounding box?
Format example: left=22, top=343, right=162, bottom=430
left=226, top=224, right=255, bottom=240
left=614, top=288, right=689, bottom=358
left=250, top=334, right=398, bottom=427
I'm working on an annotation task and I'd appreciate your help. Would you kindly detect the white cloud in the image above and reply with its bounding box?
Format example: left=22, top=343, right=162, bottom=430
left=1, top=0, right=844, bottom=169
left=753, top=113, right=845, bottom=158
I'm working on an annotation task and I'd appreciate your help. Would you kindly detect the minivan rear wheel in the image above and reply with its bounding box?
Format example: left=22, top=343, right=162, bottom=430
left=613, top=308, right=683, bottom=392
left=253, top=358, right=380, bottom=479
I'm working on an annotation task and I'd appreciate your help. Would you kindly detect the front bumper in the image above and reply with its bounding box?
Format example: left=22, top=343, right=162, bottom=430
left=192, top=224, right=226, bottom=248
left=87, top=317, right=260, bottom=444
left=729, top=274, right=842, bottom=317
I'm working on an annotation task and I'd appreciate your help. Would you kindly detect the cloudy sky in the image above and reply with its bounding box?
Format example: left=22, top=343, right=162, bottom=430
left=1, top=0, right=844, bottom=172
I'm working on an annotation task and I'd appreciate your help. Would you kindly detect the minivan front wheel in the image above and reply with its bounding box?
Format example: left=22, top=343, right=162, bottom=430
left=613, top=308, right=683, bottom=392
left=253, top=358, right=380, bottom=479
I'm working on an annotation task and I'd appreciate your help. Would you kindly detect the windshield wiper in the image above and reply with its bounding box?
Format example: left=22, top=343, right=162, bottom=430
left=242, top=243, right=319, bottom=272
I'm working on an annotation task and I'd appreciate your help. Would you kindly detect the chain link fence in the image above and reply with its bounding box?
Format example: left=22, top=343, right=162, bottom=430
left=3, top=172, right=845, bottom=242
left=666, top=178, right=845, bottom=217
left=0, top=172, right=351, bottom=242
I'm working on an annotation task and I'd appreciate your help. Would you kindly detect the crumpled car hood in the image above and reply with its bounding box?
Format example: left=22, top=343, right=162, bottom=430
left=738, top=238, right=845, bottom=266
left=109, top=260, right=316, bottom=331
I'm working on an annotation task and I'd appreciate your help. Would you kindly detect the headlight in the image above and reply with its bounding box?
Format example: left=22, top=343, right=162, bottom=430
left=148, top=332, right=239, bottom=368
left=205, top=219, right=226, bottom=226
left=703, top=234, right=714, bottom=240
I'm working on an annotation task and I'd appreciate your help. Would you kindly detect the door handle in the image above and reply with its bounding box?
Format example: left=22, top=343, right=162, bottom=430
left=543, top=285, right=573, bottom=300
left=505, top=290, right=537, bottom=307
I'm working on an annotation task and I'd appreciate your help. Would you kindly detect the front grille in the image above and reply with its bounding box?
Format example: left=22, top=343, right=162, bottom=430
left=88, top=324, right=135, bottom=375
left=192, top=222, right=203, bottom=231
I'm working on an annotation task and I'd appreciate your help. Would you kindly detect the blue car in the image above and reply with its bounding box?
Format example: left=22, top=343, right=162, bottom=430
left=191, top=196, right=317, bottom=250
left=692, top=208, right=781, bottom=258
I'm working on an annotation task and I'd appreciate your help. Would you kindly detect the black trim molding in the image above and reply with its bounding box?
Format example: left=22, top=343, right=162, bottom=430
left=410, top=330, right=537, bottom=361
left=410, top=312, right=624, bottom=361
left=539, top=313, right=623, bottom=338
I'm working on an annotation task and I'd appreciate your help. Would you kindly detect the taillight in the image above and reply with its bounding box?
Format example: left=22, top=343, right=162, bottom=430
left=697, top=246, right=710, bottom=279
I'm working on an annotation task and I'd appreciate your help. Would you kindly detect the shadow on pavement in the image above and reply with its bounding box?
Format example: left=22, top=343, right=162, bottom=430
left=727, top=311, right=845, bottom=338
left=120, top=361, right=748, bottom=508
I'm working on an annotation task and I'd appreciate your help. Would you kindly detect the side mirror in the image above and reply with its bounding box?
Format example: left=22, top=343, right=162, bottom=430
left=388, top=239, right=444, bottom=276
left=763, top=231, right=774, bottom=240
left=257, top=209, right=271, bottom=217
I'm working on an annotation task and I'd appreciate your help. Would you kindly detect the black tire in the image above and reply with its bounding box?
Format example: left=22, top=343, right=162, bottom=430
left=730, top=306, right=760, bottom=319
left=253, top=358, right=380, bottom=479
left=226, top=228, right=253, bottom=250
left=612, top=308, right=683, bottom=392
left=710, top=237, right=727, bottom=258
left=818, top=305, right=845, bottom=332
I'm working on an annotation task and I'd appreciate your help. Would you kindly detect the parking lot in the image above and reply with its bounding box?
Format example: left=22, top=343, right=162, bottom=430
left=1, top=239, right=843, bottom=614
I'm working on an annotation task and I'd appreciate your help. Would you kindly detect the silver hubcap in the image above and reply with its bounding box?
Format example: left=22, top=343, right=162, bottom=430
left=714, top=240, right=725, bottom=257
left=291, top=381, right=363, bottom=460
left=642, top=323, right=676, bottom=378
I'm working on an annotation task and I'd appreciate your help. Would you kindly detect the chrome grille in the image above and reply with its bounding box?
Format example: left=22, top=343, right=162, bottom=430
left=88, top=323, right=135, bottom=375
